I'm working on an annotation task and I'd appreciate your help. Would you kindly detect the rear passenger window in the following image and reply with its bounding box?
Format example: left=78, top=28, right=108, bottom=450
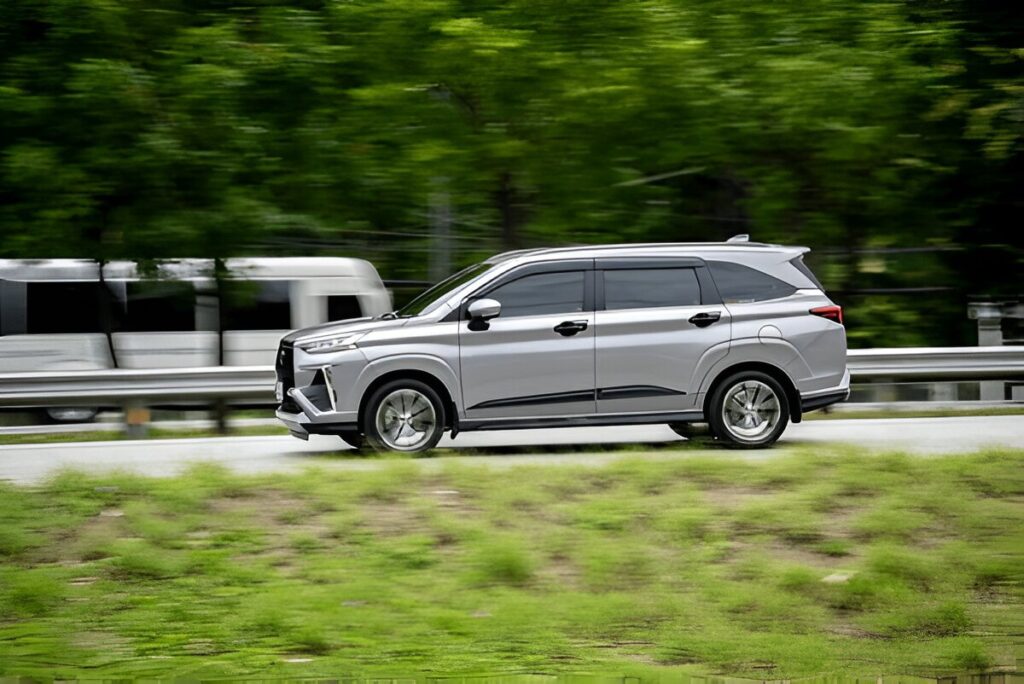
left=708, top=261, right=796, bottom=303
left=485, top=271, right=584, bottom=318
left=221, top=281, right=291, bottom=330
left=603, top=268, right=701, bottom=310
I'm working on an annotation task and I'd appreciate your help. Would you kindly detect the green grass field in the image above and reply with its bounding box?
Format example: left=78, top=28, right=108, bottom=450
left=1, top=448, right=1022, bottom=679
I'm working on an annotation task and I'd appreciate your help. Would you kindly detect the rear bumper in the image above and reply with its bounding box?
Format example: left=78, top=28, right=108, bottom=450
left=799, top=367, right=850, bottom=413
left=801, top=389, right=849, bottom=412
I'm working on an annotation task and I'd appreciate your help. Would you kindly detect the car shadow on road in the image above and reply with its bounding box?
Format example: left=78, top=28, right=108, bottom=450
left=300, top=437, right=719, bottom=460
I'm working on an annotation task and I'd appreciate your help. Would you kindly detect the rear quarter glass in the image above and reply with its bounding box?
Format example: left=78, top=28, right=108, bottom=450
left=707, top=261, right=796, bottom=303
left=790, top=256, right=825, bottom=290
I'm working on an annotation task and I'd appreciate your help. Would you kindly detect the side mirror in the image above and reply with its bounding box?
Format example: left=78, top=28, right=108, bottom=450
left=466, top=298, right=501, bottom=330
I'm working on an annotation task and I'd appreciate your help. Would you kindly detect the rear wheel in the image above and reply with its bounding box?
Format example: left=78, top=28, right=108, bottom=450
left=708, top=371, right=789, bottom=448
left=363, top=379, right=445, bottom=453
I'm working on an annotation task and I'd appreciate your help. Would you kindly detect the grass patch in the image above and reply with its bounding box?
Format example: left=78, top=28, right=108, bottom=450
left=0, top=450, right=1021, bottom=679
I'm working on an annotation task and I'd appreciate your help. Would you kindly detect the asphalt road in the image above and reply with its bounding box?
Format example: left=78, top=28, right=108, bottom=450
left=0, top=415, right=1021, bottom=485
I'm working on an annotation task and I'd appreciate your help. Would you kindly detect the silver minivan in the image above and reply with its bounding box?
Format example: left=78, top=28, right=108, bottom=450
left=276, top=239, right=849, bottom=451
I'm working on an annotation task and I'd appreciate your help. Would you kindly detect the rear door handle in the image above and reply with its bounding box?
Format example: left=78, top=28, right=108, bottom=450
left=554, top=320, right=589, bottom=336
left=688, top=311, right=721, bottom=328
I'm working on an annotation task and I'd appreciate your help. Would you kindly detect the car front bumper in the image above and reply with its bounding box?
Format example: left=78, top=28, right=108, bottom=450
left=276, top=402, right=359, bottom=440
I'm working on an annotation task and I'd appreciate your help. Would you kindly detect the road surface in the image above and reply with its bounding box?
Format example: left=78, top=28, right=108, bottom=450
left=0, top=415, right=1021, bottom=485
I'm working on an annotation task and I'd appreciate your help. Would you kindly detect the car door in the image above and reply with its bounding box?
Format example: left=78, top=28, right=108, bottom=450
left=459, top=261, right=596, bottom=421
left=594, top=258, right=731, bottom=415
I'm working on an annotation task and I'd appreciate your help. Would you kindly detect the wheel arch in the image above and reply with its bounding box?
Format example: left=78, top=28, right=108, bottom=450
left=357, top=369, right=456, bottom=433
left=701, top=361, right=802, bottom=424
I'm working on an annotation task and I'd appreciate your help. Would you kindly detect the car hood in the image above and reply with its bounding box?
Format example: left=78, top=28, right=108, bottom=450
left=283, top=316, right=410, bottom=344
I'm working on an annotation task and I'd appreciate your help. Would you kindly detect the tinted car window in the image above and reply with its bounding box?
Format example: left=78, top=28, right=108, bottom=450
left=485, top=271, right=584, bottom=318
left=0, top=280, right=27, bottom=335
left=790, top=256, right=824, bottom=290
left=25, top=282, right=122, bottom=334
left=603, top=268, right=701, bottom=310
left=328, top=295, right=362, bottom=321
left=221, top=281, right=291, bottom=330
left=122, top=281, right=196, bottom=332
left=398, top=262, right=490, bottom=317
left=708, top=261, right=796, bottom=303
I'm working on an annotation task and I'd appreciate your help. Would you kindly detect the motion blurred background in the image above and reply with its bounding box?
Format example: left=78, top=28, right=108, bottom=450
left=0, top=0, right=1020, bottom=348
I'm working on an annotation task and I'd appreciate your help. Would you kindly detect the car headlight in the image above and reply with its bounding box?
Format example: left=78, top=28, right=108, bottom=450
left=296, top=332, right=366, bottom=354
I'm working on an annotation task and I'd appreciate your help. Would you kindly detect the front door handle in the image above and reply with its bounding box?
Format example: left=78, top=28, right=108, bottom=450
left=554, top=320, right=589, bottom=336
left=688, top=311, right=722, bottom=328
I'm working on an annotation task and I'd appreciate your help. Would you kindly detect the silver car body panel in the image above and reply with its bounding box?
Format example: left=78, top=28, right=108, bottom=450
left=595, top=304, right=731, bottom=414
left=276, top=242, right=849, bottom=435
left=461, top=311, right=596, bottom=419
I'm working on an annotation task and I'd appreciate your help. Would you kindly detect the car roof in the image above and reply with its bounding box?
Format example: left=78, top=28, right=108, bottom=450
left=485, top=241, right=810, bottom=266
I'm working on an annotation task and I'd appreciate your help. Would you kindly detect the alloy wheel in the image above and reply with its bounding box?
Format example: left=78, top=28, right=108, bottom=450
left=373, top=388, right=437, bottom=451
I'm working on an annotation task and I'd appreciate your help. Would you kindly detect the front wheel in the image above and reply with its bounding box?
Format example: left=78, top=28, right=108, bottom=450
left=707, top=371, right=789, bottom=449
left=363, top=379, right=445, bottom=453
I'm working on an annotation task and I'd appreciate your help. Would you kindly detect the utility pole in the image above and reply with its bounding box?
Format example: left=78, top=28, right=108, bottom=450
left=429, top=177, right=452, bottom=283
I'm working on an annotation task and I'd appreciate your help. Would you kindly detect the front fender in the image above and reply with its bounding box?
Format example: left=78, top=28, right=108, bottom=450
left=351, top=353, right=463, bottom=413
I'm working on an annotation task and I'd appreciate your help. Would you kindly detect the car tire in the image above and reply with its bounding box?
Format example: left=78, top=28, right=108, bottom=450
left=45, top=407, right=99, bottom=424
left=707, top=371, right=789, bottom=449
left=337, top=430, right=365, bottom=450
left=363, top=379, right=445, bottom=454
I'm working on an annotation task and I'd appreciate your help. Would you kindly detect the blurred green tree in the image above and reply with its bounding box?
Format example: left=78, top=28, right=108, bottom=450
left=0, top=0, right=1019, bottom=346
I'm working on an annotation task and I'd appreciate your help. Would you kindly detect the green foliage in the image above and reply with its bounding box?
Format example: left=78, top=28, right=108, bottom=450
left=0, top=569, right=64, bottom=618
left=0, top=0, right=1020, bottom=346
left=106, top=538, right=186, bottom=579
left=946, top=640, right=994, bottom=672
left=470, top=535, right=534, bottom=586
left=880, top=601, right=973, bottom=637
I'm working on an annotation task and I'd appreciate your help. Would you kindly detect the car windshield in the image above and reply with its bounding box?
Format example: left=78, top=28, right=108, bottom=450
left=395, top=262, right=492, bottom=317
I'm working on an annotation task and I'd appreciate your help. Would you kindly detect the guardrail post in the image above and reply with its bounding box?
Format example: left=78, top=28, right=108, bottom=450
left=213, top=399, right=229, bottom=435
left=124, top=402, right=150, bottom=439
left=969, top=302, right=1007, bottom=401
left=928, top=382, right=958, bottom=402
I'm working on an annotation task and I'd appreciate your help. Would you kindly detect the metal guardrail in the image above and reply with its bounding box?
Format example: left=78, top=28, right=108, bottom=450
left=0, top=366, right=276, bottom=407
left=846, top=346, right=1024, bottom=381
left=0, top=346, right=1021, bottom=408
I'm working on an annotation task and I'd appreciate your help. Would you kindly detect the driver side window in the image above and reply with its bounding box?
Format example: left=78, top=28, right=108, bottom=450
left=485, top=271, right=584, bottom=318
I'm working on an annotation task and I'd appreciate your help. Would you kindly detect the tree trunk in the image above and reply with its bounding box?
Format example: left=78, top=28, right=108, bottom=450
left=96, top=259, right=120, bottom=369
left=213, top=257, right=229, bottom=434
left=496, top=172, right=524, bottom=250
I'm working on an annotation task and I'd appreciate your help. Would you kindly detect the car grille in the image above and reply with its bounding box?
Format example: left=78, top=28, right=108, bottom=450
left=275, top=341, right=299, bottom=413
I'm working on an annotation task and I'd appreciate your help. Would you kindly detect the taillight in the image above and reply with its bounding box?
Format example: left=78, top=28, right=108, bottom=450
left=810, top=305, right=843, bottom=325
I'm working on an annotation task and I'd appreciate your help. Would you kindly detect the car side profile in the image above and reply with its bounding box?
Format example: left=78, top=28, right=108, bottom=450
left=275, top=238, right=849, bottom=451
